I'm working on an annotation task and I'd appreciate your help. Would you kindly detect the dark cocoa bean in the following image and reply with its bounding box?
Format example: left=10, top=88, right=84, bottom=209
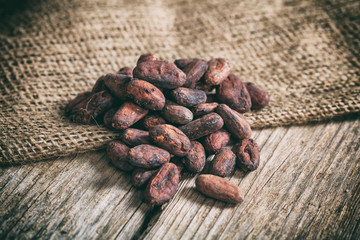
left=137, top=53, right=158, bottom=65
left=170, top=157, right=185, bottom=174
left=234, top=138, right=260, bottom=172
left=133, top=60, right=186, bottom=89
left=161, top=103, right=193, bottom=125
left=183, top=141, right=206, bottom=173
left=103, top=73, right=132, bottom=100
left=121, top=128, right=151, bottom=147
left=216, top=73, right=251, bottom=112
left=106, top=140, right=134, bottom=171
left=210, top=148, right=236, bottom=177
left=244, top=82, right=270, bottom=110
left=65, top=91, right=92, bottom=115
left=112, top=102, right=149, bottom=130
left=181, top=59, right=208, bottom=87
left=145, top=163, right=180, bottom=205
left=192, top=102, right=219, bottom=117
left=128, top=144, right=170, bottom=168
left=196, top=174, right=244, bottom=203
left=217, top=104, right=251, bottom=139
left=149, top=124, right=191, bottom=157
left=206, top=93, right=218, bottom=103
left=142, top=114, right=167, bottom=130
left=174, top=58, right=198, bottom=70
left=191, top=79, right=215, bottom=93
left=117, top=67, right=133, bottom=77
left=92, top=76, right=109, bottom=93
left=203, top=129, right=230, bottom=153
left=132, top=168, right=159, bottom=188
left=126, top=79, right=165, bottom=110
left=172, top=87, right=207, bottom=107
left=103, top=107, right=119, bottom=128
left=204, top=58, right=231, bottom=86
left=179, top=113, right=224, bottom=140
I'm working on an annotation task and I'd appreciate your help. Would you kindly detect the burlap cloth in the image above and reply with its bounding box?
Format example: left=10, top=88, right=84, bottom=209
left=0, top=0, right=359, bottom=165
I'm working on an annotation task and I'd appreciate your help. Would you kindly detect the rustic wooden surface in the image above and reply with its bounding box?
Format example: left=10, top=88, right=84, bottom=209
left=1, top=114, right=359, bottom=240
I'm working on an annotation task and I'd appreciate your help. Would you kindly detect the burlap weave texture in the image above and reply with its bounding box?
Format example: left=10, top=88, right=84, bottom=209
left=0, top=0, right=359, bottom=165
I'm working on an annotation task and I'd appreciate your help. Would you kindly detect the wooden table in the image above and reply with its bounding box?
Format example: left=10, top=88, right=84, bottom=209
left=1, top=114, right=359, bottom=239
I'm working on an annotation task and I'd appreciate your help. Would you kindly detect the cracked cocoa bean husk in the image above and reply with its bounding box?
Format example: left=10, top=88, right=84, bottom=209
left=244, top=82, right=270, bottom=110
left=172, top=87, right=207, bottom=107
left=182, top=141, right=206, bottom=173
left=179, top=113, right=224, bottom=140
left=204, top=58, right=231, bottom=86
left=132, top=168, right=159, bottom=188
left=133, top=60, right=186, bottom=89
left=106, top=140, right=134, bottom=171
left=181, top=59, right=208, bottom=87
left=161, top=102, right=193, bottom=125
left=137, top=53, right=158, bottom=65
left=174, top=58, right=198, bottom=70
left=102, top=73, right=132, bottom=100
left=192, top=102, right=219, bottom=117
left=210, top=148, right=236, bottom=177
left=234, top=138, right=260, bottom=172
left=117, top=67, right=133, bottom=77
left=126, top=79, right=165, bottom=110
left=112, top=102, right=149, bottom=130
left=103, top=107, right=119, bottom=128
left=203, top=129, right=230, bottom=153
left=142, top=114, right=167, bottom=130
left=121, top=128, right=151, bottom=147
left=196, top=174, right=244, bottom=204
left=70, top=91, right=114, bottom=124
left=65, top=91, right=92, bottom=115
left=128, top=144, right=170, bottom=168
left=216, top=73, right=252, bottom=113
left=145, top=162, right=180, bottom=205
left=149, top=124, right=192, bottom=157
left=217, top=104, right=251, bottom=139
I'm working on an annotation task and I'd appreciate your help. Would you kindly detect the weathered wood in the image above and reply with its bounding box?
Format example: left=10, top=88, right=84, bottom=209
left=0, top=115, right=359, bottom=239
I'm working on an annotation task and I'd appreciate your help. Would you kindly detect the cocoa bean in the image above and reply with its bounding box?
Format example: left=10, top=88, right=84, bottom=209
left=65, top=91, right=92, bottom=115
left=103, top=73, right=132, bottom=100
left=203, top=129, right=230, bottom=153
left=133, top=60, right=186, bottom=89
left=182, top=141, right=206, bottom=173
left=216, top=73, right=251, bottom=112
left=210, top=148, right=236, bottom=177
left=217, top=104, right=251, bottom=139
left=117, top=67, right=133, bottom=77
left=142, top=114, right=167, bottom=130
left=149, top=124, right=191, bottom=157
left=126, top=79, right=165, bottom=110
left=137, top=53, right=158, bottom=65
left=92, top=76, right=109, bottom=93
left=161, top=103, right=193, bottom=125
left=204, top=58, right=231, bottom=86
left=172, top=87, right=207, bottom=107
left=181, top=59, right=208, bottom=87
left=145, top=163, right=180, bottom=205
left=195, top=174, right=244, bottom=203
left=132, top=168, right=159, bottom=188
left=192, top=102, right=219, bottom=117
left=191, top=79, right=215, bottom=93
left=128, top=144, right=170, bottom=168
left=103, top=107, right=119, bottom=128
left=244, top=82, right=270, bottom=110
left=174, top=58, right=198, bottom=70
left=112, top=102, right=148, bottom=130
left=234, top=138, right=260, bottom=172
left=179, top=113, right=224, bottom=140
left=121, top=128, right=151, bottom=147
left=106, top=140, right=134, bottom=171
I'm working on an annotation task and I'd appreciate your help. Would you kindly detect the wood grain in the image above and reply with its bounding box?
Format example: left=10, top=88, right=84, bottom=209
left=0, top=115, right=359, bottom=239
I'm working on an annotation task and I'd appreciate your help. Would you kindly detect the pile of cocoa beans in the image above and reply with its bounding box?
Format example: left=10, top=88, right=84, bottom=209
left=65, top=54, right=269, bottom=205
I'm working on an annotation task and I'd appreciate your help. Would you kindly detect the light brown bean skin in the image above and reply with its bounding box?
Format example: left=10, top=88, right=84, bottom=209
left=244, top=82, right=270, bottom=110
left=204, top=58, right=231, bottom=86
left=210, top=148, right=236, bottom=177
left=106, top=140, right=134, bottom=172
left=112, top=102, right=149, bottom=130
left=128, top=144, right=170, bottom=169
left=192, top=102, right=219, bottom=117
left=161, top=103, right=193, bottom=125
left=172, top=87, right=207, bottom=107
left=121, top=128, right=151, bottom=147
left=183, top=141, right=206, bottom=173
left=142, top=115, right=167, bottom=130
left=203, top=129, right=231, bottom=153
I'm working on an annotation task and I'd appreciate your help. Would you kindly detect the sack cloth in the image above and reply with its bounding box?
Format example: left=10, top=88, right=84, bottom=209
left=0, top=0, right=359, bottom=165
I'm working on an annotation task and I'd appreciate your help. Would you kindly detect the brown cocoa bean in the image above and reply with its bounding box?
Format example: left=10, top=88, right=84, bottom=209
left=216, top=73, right=251, bottom=112
left=181, top=59, right=208, bottom=87
left=145, top=163, right=180, bottom=205
left=172, top=87, right=207, bottom=107
left=203, top=129, right=231, bottom=153
left=179, top=113, right=224, bottom=140
left=149, top=124, right=192, bottom=157
left=192, top=102, right=219, bottom=117
left=70, top=91, right=114, bottom=124
left=103, top=107, right=119, bottom=128
left=133, top=60, right=186, bottom=89
left=137, top=53, right=158, bottom=65
left=132, top=168, right=159, bottom=188
left=92, top=76, right=109, bottom=93
left=65, top=91, right=92, bottom=115
left=234, top=138, right=260, bottom=172
left=121, top=128, right=151, bottom=147
left=106, top=140, right=134, bottom=171
left=142, top=114, right=167, bottom=130
left=204, top=58, right=231, bottom=86
left=191, top=79, right=215, bottom=93
left=112, top=102, right=149, bottom=130
left=210, top=148, right=236, bottom=177
left=174, top=58, right=198, bottom=70
left=183, top=141, right=206, bottom=173
left=126, top=79, right=165, bottom=110
left=128, top=144, right=170, bottom=168
left=217, top=104, right=251, bottom=139
left=161, top=103, right=193, bottom=125
left=195, top=174, right=244, bottom=203
left=103, top=73, right=132, bottom=100
left=244, top=82, right=270, bottom=110
left=117, top=67, right=133, bottom=77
